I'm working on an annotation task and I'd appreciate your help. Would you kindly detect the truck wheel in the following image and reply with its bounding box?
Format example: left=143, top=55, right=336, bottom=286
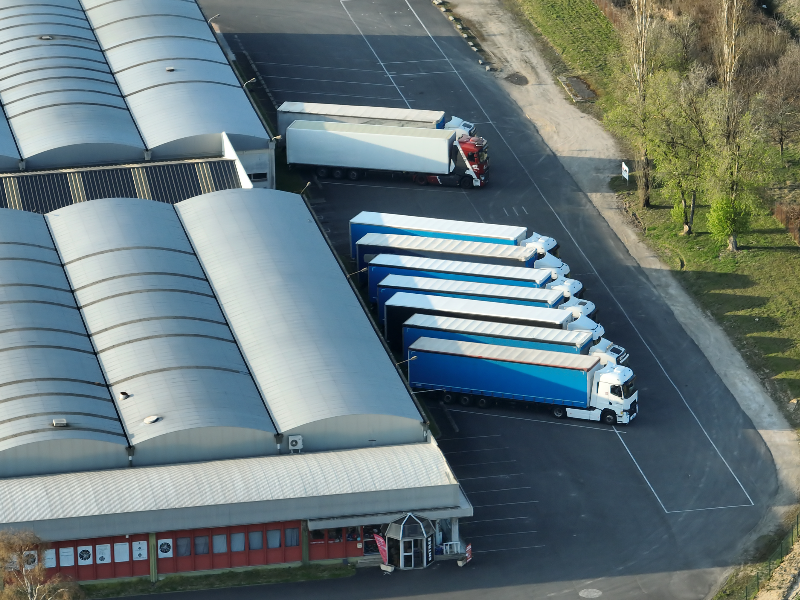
left=552, top=405, right=566, bottom=419
left=477, top=397, right=489, bottom=408
left=460, top=176, right=473, bottom=189
left=414, top=174, right=428, bottom=186
left=459, top=395, right=472, bottom=406
left=316, top=167, right=329, bottom=178
left=601, top=410, right=617, bottom=425
left=443, top=393, right=454, bottom=404
left=332, top=168, right=344, bottom=179
left=347, top=169, right=360, bottom=181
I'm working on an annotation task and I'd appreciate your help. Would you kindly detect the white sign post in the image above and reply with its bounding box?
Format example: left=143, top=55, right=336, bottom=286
left=622, top=162, right=629, bottom=186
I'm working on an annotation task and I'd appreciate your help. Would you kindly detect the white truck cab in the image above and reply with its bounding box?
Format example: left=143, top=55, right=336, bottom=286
left=590, top=338, right=630, bottom=366
left=560, top=297, right=596, bottom=320
left=445, top=116, right=476, bottom=135
left=554, top=365, right=639, bottom=425
left=534, top=251, right=570, bottom=280
left=547, top=276, right=583, bottom=299
left=568, top=314, right=604, bottom=340
left=521, top=231, right=559, bottom=257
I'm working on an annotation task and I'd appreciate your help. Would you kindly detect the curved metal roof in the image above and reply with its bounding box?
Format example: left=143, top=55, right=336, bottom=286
left=378, top=275, right=564, bottom=306
left=368, top=254, right=552, bottom=284
left=175, top=189, right=423, bottom=434
left=83, top=0, right=268, bottom=156
left=357, top=233, right=538, bottom=262
left=45, top=198, right=275, bottom=453
left=0, top=0, right=144, bottom=168
left=0, top=208, right=126, bottom=461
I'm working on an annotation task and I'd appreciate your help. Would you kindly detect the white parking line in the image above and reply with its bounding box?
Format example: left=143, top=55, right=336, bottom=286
left=322, top=181, right=464, bottom=192
left=269, top=89, right=405, bottom=102
left=462, top=516, right=530, bottom=524
left=474, top=545, right=545, bottom=553
left=457, top=473, right=523, bottom=481
left=382, top=58, right=451, bottom=64
left=255, top=61, right=386, bottom=73
left=389, top=70, right=458, bottom=76
left=473, top=500, right=539, bottom=508
left=403, top=0, right=754, bottom=510
left=341, top=0, right=411, bottom=108
left=467, top=487, right=532, bottom=493
left=263, top=74, right=397, bottom=87
left=613, top=426, right=667, bottom=513
left=467, top=530, right=537, bottom=538
left=447, top=408, right=625, bottom=433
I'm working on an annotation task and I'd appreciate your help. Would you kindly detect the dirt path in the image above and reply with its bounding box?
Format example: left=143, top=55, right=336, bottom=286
left=451, top=0, right=800, bottom=571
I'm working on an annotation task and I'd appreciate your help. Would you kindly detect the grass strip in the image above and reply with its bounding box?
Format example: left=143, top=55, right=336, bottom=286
left=81, top=563, right=356, bottom=599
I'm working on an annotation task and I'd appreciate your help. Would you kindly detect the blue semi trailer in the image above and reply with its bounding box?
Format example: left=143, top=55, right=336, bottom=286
left=366, top=254, right=572, bottom=303
left=349, top=212, right=527, bottom=259
left=407, top=337, right=638, bottom=424
left=401, top=314, right=629, bottom=366
left=355, top=233, right=569, bottom=282
left=375, top=275, right=567, bottom=322
left=383, top=293, right=604, bottom=349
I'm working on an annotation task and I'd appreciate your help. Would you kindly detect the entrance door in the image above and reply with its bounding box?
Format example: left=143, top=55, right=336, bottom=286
left=413, top=539, right=423, bottom=568
left=401, top=540, right=414, bottom=569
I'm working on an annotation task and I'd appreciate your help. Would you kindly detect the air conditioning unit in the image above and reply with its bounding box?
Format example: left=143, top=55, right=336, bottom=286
left=288, top=435, right=303, bottom=453
left=52, top=419, right=67, bottom=427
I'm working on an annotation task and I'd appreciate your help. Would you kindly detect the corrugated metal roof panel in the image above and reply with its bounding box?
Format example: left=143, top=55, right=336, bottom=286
left=410, top=337, right=600, bottom=371
left=279, top=102, right=445, bottom=123
left=358, top=233, right=537, bottom=260
left=175, top=189, right=422, bottom=434
left=379, top=275, right=563, bottom=304
left=404, top=314, right=594, bottom=346
left=46, top=198, right=275, bottom=451
left=385, top=292, right=573, bottom=327
left=0, top=208, right=126, bottom=458
left=352, top=212, right=526, bottom=242
left=0, top=441, right=456, bottom=525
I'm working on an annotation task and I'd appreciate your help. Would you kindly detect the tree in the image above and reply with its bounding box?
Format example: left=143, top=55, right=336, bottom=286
left=0, top=530, right=81, bottom=600
left=648, top=67, right=712, bottom=235
left=763, top=43, right=800, bottom=159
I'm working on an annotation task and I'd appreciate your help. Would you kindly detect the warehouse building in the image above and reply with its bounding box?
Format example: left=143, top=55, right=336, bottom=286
left=0, top=0, right=273, bottom=184
left=0, top=189, right=471, bottom=578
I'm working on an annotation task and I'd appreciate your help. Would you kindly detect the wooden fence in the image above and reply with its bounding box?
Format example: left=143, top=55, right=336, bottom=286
left=590, top=0, right=625, bottom=27
left=774, top=203, right=800, bottom=245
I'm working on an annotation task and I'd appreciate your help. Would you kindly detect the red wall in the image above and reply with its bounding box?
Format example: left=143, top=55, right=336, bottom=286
left=46, top=522, right=366, bottom=582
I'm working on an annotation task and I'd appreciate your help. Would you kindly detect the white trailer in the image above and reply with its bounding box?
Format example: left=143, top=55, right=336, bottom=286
left=278, top=102, right=446, bottom=137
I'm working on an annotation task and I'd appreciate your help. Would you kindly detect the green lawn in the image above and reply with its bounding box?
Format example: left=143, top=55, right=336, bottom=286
left=508, top=0, right=621, bottom=91
left=611, top=166, right=800, bottom=424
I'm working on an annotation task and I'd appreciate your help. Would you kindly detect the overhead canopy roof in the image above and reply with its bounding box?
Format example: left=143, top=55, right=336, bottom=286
left=0, top=0, right=145, bottom=169
left=0, top=208, right=128, bottom=477
left=0, top=441, right=470, bottom=541
left=82, top=0, right=269, bottom=159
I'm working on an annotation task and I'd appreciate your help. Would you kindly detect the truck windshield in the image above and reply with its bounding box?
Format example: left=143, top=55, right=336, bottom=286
left=622, top=376, right=637, bottom=398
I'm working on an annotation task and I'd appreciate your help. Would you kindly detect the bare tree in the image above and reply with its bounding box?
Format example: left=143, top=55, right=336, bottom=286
left=631, top=0, right=655, bottom=208
left=764, top=43, right=800, bottom=159
left=0, top=530, right=82, bottom=600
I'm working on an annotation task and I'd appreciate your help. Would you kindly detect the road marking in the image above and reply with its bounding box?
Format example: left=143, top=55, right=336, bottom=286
left=457, top=473, right=523, bottom=480
left=263, top=74, right=397, bottom=87
left=322, top=181, right=464, bottom=192
left=437, top=434, right=502, bottom=441
left=503, top=207, right=509, bottom=216
left=255, top=61, right=386, bottom=73
left=513, top=206, right=519, bottom=216
left=467, top=487, right=533, bottom=493
left=452, top=460, right=517, bottom=467
left=438, top=400, right=460, bottom=432
left=443, top=447, right=508, bottom=454
left=448, top=408, right=624, bottom=433
left=466, top=530, right=537, bottom=538
left=522, top=206, right=528, bottom=214
left=268, top=88, right=404, bottom=102
left=666, top=503, right=755, bottom=514
left=341, top=0, right=411, bottom=108
left=473, top=545, right=545, bottom=553
left=472, top=500, right=539, bottom=508
left=403, top=0, right=754, bottom=510
left=382, top=58, right=451, bottom=64
left=461, top=516, right=530, bottom=524
left=389, top=70, right=458, bottom=76
left=613, top=426, right=668, bottom=513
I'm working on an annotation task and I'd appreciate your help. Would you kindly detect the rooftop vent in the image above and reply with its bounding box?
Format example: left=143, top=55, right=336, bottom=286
left=39, top=35, right=53, bottom=40
left=52, top=419, right=67, bottom=427
left=165, top=66, right=175, bottom=72
left=143, top=415, right=161, bottom=425
left=119, top=391, right=130, bottom=401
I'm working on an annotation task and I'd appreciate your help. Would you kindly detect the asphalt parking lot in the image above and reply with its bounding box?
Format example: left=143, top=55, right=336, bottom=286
left=188, top=1, right=779, bottom=598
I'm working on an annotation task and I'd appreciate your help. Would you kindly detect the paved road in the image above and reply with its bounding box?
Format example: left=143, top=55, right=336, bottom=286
left=176, top=1, right=774, bottom=598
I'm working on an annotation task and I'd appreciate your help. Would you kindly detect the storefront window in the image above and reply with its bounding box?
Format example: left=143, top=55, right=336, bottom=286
left=212, top=535, right=227, bottom=554
left=327, top=528, right=342, bottom=543
left=285, top=528, right=299, bottom=547
left=176, top=537, right=191, bottom=557
left=266, top=530, right=281, bottom=549
left=248, top=531, right=263, bottom=551
left=362, top=524, right=382, bottom=555
left=194, top=536, right=209, bottom=555
left=230, top=533, right=245, bottom=552
left=346, top=527, right=361, bottom=542
left=310, top=530, right=325, bottom=542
